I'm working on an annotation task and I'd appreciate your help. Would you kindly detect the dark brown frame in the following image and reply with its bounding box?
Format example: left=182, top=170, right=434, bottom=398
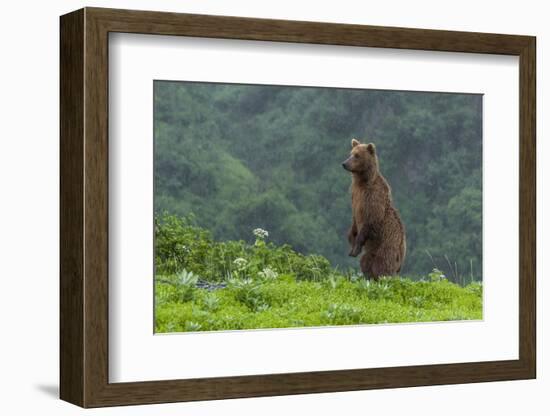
left=60, top=7, right=536, bottom=408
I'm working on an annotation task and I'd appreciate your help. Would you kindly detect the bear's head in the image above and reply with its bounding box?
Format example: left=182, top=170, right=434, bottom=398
left=342, top=139, right=379, bottom=177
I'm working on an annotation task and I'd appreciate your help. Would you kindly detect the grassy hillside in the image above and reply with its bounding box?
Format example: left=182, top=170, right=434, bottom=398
left=154, top=215, right=482, bottom=332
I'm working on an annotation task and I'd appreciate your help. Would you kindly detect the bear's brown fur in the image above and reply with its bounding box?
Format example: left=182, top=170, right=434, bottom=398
left=342, top=139, right=406, bottom=280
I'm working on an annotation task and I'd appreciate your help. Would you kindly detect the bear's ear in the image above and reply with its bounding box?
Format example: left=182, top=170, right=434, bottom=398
left=351, top=138, right=360, bottom=148
left=366, top=143, right=376, bottom=155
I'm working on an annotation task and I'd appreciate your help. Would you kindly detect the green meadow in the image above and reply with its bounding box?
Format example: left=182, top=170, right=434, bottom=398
left=154, top=215, right=482, bottom=332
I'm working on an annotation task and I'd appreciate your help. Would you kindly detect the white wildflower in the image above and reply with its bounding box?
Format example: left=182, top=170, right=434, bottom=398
left=253, top=228, right=269, bottom=239
left=233, top=257, right=248, bottom=270
left=258, top=267, right=278, bottom=280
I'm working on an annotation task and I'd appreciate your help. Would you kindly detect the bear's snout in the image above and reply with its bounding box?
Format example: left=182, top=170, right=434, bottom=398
left=342, top=158, right=352, bottom=171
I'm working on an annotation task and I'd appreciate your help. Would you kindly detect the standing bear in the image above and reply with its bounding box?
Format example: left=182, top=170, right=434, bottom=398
left=342, top=139, right=406, bottom=280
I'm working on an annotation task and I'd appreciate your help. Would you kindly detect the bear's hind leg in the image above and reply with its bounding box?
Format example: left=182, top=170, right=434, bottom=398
left=370, top=259, right=388, bottom=280
left=370, top=248, right=401, bottom=279
left=360, top=253, right=377, bottom=281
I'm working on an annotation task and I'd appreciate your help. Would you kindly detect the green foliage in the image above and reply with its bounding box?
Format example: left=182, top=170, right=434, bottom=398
left=428, top=268, right=446, bottom=282
left=228, top=278, right=271, bottom=312
left=155, top=268, right=199, bottom=303
left=155, top=213, right=332, bottom=282
left=156, top=274, right=483, bottom=332
left=154, top=213, right=212, bottom=276
left=154, top=81, right=482, bottom=281
left=154, top=219, right=482, bottom=332
left=202, top=293, right=220, bottom=312
left=184, top=321, right=202, bottom=332
left=176, top=269, right=199, bottom=286
left=323, top=303, right=363, bottom=325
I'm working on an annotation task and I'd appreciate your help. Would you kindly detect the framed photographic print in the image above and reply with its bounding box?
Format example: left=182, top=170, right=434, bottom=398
left=60, top=7, right=536, bottom=408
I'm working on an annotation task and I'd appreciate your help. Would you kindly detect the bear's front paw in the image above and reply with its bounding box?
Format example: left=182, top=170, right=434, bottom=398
left=349, top=245, right=361, bottom=257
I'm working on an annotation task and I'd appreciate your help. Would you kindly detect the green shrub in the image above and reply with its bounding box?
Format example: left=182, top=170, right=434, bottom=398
left=155, top=213, right=332, bottom=282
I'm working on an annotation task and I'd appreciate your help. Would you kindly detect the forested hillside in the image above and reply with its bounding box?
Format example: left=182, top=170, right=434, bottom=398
left=154, top=81, right=482, bottom=280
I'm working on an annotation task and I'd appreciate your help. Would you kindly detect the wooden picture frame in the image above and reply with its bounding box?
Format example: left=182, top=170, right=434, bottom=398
left=60, top=7, right=536, bottom=408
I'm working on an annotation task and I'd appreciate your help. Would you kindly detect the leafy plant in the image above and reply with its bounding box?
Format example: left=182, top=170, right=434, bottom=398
left=202, top=293, right=220, bottom=312
left=428, top=268, right=446, bottom=282
left=184, top=321, right=202, bottom=332
left=258, top=267, right=278, bottom=281
left=228, top=278, right=270, bottom=312
left=174, top=269, right=199, bottom=302
left=177, top=269, right=199, bottom=286
left=323, top=303, right=363, bottom=325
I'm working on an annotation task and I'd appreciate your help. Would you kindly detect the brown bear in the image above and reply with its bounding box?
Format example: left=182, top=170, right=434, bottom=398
left=342, top=139, right=406, bottom=280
